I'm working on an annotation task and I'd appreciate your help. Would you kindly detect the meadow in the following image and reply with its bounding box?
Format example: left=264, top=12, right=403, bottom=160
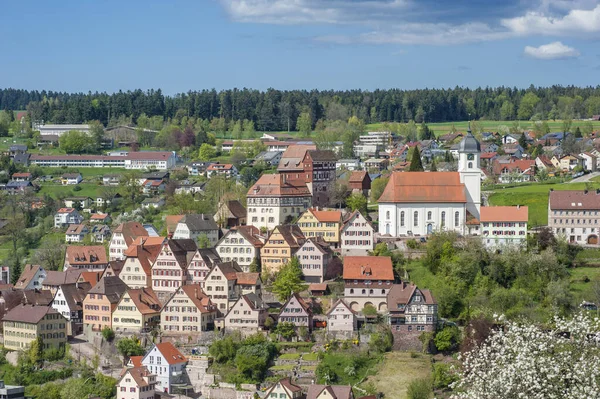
left=487, top=181, right=600, bottom=226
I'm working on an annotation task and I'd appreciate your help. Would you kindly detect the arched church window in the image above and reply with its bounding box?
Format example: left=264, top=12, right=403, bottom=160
left=386, top=211, right=390, bottom=220
left=441, top=211, right=446, bottom=227
left=414, top=211, right=418, bottom=227
left=427, top=211, right=432, bottom=220
left=455, top=211, right=459, bottom=226
left=400, top=211, right=405, bottom=226
left=468, top=162, right=473, bottom=168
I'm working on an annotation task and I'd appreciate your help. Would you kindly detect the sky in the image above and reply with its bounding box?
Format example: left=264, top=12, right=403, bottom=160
left=0, top=0, right=599, bottom=93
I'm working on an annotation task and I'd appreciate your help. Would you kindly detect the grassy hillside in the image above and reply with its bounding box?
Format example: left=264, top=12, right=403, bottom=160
left=488, top=181, right=600, bottom=226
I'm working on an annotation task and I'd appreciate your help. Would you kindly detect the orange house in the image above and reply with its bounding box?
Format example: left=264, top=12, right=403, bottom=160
left=83, top=276, right=128, bottom=334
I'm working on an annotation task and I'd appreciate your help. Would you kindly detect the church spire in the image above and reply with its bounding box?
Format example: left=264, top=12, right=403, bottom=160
left=467, top=120, right=472, bottom=136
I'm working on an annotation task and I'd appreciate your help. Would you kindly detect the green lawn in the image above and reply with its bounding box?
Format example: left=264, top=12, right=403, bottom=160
left=37, top=167, right=128, bottom=178
left=269, top=364, right=295, bottom=371
left=361, top=352, right=432, bottom=399
left=569, top=266, right=600, bottom=302
left=302, top=352, right=320, bottom=362
left=277, top=353, right=301, bottom=360
left=366, top=120, right=600, bottom=136
left=37, top=183, right=103, bottom=199
left=488, top=182, right=600, bottom=226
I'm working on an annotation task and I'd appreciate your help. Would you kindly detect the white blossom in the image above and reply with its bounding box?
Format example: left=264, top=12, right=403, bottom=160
left=451, top=313, right=600, bottom=399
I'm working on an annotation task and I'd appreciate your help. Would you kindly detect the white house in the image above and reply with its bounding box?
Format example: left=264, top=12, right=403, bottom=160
left=479, top=206, right=528, bottom=249
left=14, top=264, right=47, bottom=290
left=215, top=226, right=263, bottom=272
left=336, top=159, right=361, bottom=171
left=327, top=299, right=357, bottom=333
left=65, top=224, right=89, bottom=243
left=172, top=214, right=220, bottom=247
left=116, top=366, right=157, bottom=399
left=340, top=211, right=375, bottom=256
left=206, top=163, right=238, bottom=178
left=61, top=173, right=83, bottom=185
left=579, top=152, right=598, bottom=172
left=141, top=342, right=187, bottom=394
left=109, top=222, right=149, bottom=261
left=37, top=124, right=91, bottom=136
left=54, top=208, right=84, bottom=228
left=378, top=132, right=481, bottom=237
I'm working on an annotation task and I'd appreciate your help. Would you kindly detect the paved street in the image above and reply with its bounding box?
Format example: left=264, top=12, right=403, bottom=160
left=569, top=171, right=600, bottom=183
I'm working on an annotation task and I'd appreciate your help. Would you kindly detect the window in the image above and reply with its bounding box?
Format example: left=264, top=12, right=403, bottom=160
left=413, top=211, right=418, bottom=227
left=386, top=211, right=390, bottom=220
left=441, top=211, right=446, bottom=228
left=455, top=211, right=459, bottom=226
left=400, top=211, right=405, bottom=227
left=427, top=211, right=432, bottom=220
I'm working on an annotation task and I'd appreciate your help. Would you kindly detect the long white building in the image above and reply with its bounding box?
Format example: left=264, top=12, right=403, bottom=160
left=30, top=151, right=177, bottom=170
left=37, top=124, right=91, bottom=136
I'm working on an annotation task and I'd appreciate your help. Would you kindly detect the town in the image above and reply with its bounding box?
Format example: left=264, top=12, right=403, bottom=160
left=0, top=90, right=599, bottom=399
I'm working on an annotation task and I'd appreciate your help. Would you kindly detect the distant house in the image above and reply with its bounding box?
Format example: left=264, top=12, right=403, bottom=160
left=172, top=214, right=220, bottom=247
left=254, top=151, right=283, bottom=167
left=109, top=221, right=149, bottom=261
left=2, top=305, right=68, bottom=351
left=186, top=248, right=221, bottom=284
left=336, top=159, right=361, bottom=171
left=340, top=211, right=375, bottom=256
left=224, top=293, right=267, bottom=333
left=120, top=236, right=164, bottom=289
left=116, top=366, right=156, bottom=399
left=83, top=276, right=128, bottom=333
left=51, top=282, right=91, bottom=336
left=13, top=153, right=31, bottom=166
left=64, top=245, right=109, bottom=271
left=502, top=143, right=524, bottom=158
left=297, top=208, right=342, bottom=246
left=480, top=206, right=528, bottom=249
left=215, top=226, right=263, bottom=272
left=387, top=282, right=438, bottom=333
left=61, top=173, right=82, bottom=185
left=480, top=152, right=498, bottom=166
left=186, top=161, right=212, bottom=176
left=141, top=179, right=166, bottom=194
left=578, top=152, right=597, bottom=172
left=214, top=200, right=247, bottom=227
left=261, top=225, right=305, bottom=275
left=3, top=180, right=34, bottom=194
left=102, top=174, right=121, bottom=186
left=174, top=180, right=205, bottom=195
left=278, top=293, right=312, bottom=330
left=64, top=196, right=94, bottom=209
left=54, top=208, right=84, bottom=228
left=9, top=144, right=28, bottom=156
left=558, top=155, right=583, bottom=171
left=160, top=284, right=217, bottom=333
left=141, top=197, right=165, bottom=209
left=14, top=264, right=47, bottom=290
left=296, top=238, right=332, bottom=284
left=90, top=224, right=111, bottom=243
left=492, top=159, right=536, bottom=183
left=327, top=299, right=357, bottom=333
left=364, top=158, right=389, bottom=171
left=65, top=224, right=89, bottom=243
left=112, top=288, right=161, bottom=333
left=206, top=163, right=238, bottom=178
left=502, top=134, right=520, bottom=144
left=90, top=213, right=111, bottom=224
left=141, top=342, right=187, bottom=394
left=343, top=256, right=394, bottom=312
left=11, top=172, right=31, bottom=182
left=307, top=384, right=354, bottom=399
left=263, top=378, right=303, bottom=399
left=535, top=155, right=554, bottom=170
left=348, top=171, right=371, bottom=195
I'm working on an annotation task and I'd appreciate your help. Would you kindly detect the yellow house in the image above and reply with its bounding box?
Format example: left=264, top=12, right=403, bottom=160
left=297, top=208, right=342, bottom=246
left=260, top=225, right=305, bottom=275
left=2, top=304, right=68, bottom=351
left=112, top=288, right=161, bottom=333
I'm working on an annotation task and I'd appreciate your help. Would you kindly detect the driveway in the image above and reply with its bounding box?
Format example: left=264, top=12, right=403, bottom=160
left=569, top=171, right=600, bottom=183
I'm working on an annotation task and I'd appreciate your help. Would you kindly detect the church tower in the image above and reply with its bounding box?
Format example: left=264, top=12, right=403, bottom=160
left=458, top=123, right=481, bottom=219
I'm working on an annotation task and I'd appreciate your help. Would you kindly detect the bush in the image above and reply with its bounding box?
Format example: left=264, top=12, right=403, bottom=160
left=407, top=378, right=432, bottom=399
left=432, top=363, right=458, bottom=390
left=101, top=327, right=115, bottom=342
left=407, top=239, right=420, bottom=249
left=369, top=328, right=393, bottom=353
left=434, top=326, right=461, bottom=353
left=73, top=185, right=82, bottom=192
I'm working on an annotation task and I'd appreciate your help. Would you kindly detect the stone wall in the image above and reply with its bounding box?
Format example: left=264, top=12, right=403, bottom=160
left=391, top=330, right=423, bottom=352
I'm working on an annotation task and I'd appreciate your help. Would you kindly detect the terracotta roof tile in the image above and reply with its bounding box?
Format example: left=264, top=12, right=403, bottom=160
left=378, top=172, right=466, bottom=203
left=14, top=264, right=43, bottom=289
left=155, top=342, right=187, bottom=365
left=113, top=222, right=149, bottom=246
left=65, top=245, right=108, bottom=267
left=247, top=174, right=311, bottom=197
left=124, top=288, right=161, bottom=315
left=480, top=206, right=528, bottom=222
left=549, top=190, right=600, bottom=210
left=235, top=272, right=261, bottom=286
left=179, top=284, right=216, bottom=313
left=2, top=304, right=60, bottom=323
left=308, top=208, right=342, bottom=223
left=343, top=256, right=394, bottom=281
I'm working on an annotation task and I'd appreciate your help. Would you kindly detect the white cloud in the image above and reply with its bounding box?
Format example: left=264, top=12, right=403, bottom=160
left=502, top=5, right=600, bottom=35
left=219, top=0, right=600, bottom=45
left=523, top=41, right=580, bottom=59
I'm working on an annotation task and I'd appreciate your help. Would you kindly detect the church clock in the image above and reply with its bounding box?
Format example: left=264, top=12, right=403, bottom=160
left=467, top=153, right=474, bottom=160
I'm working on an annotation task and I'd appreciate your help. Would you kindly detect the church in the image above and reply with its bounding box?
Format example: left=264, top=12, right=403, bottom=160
left=378, top=131, right=482, bottom=237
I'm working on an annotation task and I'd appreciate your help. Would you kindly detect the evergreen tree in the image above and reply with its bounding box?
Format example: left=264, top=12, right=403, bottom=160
left=431, top=158, right=438, bottom=171
left=409, top=146, right=424, bottom=171
left=271, top=257, right=306, bottom=302
left=518, top=133, right=528, bottom=149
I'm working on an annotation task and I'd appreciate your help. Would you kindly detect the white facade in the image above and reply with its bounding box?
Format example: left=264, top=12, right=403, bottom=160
left=109, top=232, right=129, bottom=261
left=336, top=159, right=361, bottom=171
left=117, top=369, right=156, bottom=399
left=340, top=212, right=374, bottom=256
left=457, top=142, right=481, bottom=220
left=379, top=203, right=466, bottom=237
left=172, top=223, right=219, bottom=247
left=215, top=230, right=260, bottom=272
left=38, top=124, right=90, bottom=136
left=327, top=300, right=357, bottom=332
left=141, top=345, right=186, bottom=394
left=247, top=196, right=312, bottom=231
left=54, top=210, right=84, bottom=228
left=29, top=152, right=176, bottom=170
left=481, top=221, right=527, bottom=249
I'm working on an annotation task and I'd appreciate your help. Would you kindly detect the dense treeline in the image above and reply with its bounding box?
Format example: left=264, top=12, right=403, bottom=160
left=2, top=86, right=600, bottom=130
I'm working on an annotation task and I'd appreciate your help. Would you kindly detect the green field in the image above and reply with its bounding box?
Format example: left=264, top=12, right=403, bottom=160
left=362, top=352, right=432, bottom=399
left=366, top=120, right=600, bottom=136
left=488, top=182, right=600, bottom=226
left=37, top=183, right=103, bottom=199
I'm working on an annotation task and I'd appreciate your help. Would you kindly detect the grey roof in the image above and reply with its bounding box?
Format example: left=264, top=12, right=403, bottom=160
left=180, top=214, right=219, bottom=232
left=6, top=181, right=33, bottom=188
left=458, top=132, right=481, bottom=153
left=10, top=144, right=28, bottom=151
left=88, top=276, right=128, bottom=304
left=13, top=153, right=30, bottom=164
left=2, top=304, right=60, bottom=323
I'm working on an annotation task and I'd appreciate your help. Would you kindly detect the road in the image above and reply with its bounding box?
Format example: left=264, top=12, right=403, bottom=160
left=569, top=171, right=600, bottom=183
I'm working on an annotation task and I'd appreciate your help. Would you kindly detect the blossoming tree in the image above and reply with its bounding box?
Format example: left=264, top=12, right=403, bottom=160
left=451, top=313, right=600, bottom=399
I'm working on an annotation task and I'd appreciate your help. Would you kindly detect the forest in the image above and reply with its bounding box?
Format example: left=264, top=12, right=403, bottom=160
left=1, top=85, right=600, bottom=130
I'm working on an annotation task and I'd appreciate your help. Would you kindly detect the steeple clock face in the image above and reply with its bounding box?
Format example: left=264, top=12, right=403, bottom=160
left=467, top=153, right=474, bottom=161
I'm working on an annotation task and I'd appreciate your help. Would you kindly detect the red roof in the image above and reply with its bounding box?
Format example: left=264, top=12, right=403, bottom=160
left=154, top=342, right=187, bottom=365
left=247, top=174, right=311, bottom=197
left=307, top=208, right=342, bottom=223
left=57, top=207, right=76, bottom=213
left=90, top=213, right=109, bottom=220
left=480, top=206, right=528, bottom=222
left=12, top=172, right=31, bottom=177
left=480, top=152, right=497, bottom=159
left=129, top=356, right=143, bottom=367
left=492, top=160, right=535, bottom=176
left=378, top=172, right=466, bottom=203
left=343, top=256, right=394, bottom=281
left=207, top=163, right=234, bottom=171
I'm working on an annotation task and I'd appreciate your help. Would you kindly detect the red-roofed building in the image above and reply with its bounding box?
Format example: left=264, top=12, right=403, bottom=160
left=297, top=208, right=343, bottom=245
left=109, top=221, right=149, bottom=261
left=479, top=206, right=528, bottom=248
left=348, top=170, right=371, bottom=195
left=117, top=365, right=156, bottom=399
left=387, top=282, right=437, bottom=334
left=54, top=208, right=84, bottom=228
left=343, top=256, right=394, bottom=312
left=141, top=342, right=186, bottom=393
left=247, top=174, right=312, bottom=231
left=492, top=159, right=536, bottom=183
left=206, top=163, right=238, bottom=178
left=549, top=190, right=600, bottom=245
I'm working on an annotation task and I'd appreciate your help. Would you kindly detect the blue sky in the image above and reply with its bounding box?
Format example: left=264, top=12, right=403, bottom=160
left=0, top=0, right=599, bottom=93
